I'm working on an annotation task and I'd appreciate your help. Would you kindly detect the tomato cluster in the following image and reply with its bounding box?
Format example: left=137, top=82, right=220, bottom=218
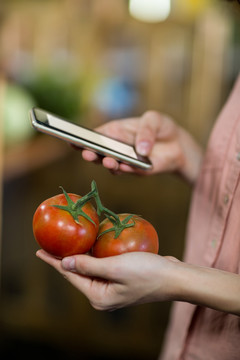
left=33, top=181, right=159, bottom=258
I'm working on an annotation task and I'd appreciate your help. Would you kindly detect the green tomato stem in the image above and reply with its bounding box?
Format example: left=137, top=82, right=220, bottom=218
left=52, top=186, right=96, bottom=225
left=88, top=181, right=136, bottom=238
left=54, top=180, right=136, bottom=238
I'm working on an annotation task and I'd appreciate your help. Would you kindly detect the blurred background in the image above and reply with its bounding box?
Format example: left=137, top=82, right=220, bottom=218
left=0, top=0, right=239, bottom=359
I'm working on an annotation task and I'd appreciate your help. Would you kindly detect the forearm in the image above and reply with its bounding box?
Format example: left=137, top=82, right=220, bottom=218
left=168, top=260, right=240, bottom=315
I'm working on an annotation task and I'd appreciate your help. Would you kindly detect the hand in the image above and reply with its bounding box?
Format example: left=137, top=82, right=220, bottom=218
left=36, top=249, right=240, bottom=315
left=36, top=250, right=178, bottom=311
left=81, top=111, right=203, bottom=184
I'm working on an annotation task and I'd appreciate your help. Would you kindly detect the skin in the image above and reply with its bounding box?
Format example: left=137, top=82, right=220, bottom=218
left=36, top=109, right=240, bottom=316
left=36, top=0, right=240, bottom=318
left=81, top=111, right=203, bottom=185
left=36, top=250, right=240, bottom=315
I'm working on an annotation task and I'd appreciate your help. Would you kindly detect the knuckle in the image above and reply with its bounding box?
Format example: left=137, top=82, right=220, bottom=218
left=89, top=290, right=118, bottom=312
left=173, top=143, right=184, bottom=163
left=91, top=301, right=117, bottom=312
left=142, top=110, right=161, bottom=121
left=168, top=144, right=184, bottom=171
left=75, top=259, right=88, bottom=275
left=90, top=302, right=106, bottom=311
left=89, top=297, right=109, bottom=311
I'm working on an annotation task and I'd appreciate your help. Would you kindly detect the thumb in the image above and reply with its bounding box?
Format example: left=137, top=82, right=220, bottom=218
left=135, top=111, right=161, bottom=156
left=62, top=255, right=116, bottom=281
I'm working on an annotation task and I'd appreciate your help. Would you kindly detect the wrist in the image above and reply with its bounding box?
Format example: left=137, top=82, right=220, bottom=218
left=156, top=257, right=187, bottom=302
left=165, top=260, right=212, bottom=304
left=162, top=260, right=204, bottom=304
left=166, top=260, right=240, bottom=315
left=178, top=127, right=204, bottom=185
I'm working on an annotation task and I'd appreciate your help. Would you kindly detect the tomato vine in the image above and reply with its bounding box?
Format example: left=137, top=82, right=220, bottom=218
left=57, top=180, right=136, bottom=239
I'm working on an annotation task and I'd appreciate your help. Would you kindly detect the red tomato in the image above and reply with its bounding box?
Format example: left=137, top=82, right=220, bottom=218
left=33, top=193, right=99, bottom=258
left=92, top=214, right=159, bottom=258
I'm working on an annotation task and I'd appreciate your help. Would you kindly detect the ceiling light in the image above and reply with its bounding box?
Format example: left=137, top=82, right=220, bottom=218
left=129, top=0, right=171, bottom=23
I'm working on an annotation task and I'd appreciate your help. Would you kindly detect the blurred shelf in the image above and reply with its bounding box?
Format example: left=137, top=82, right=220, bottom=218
left=3, top=136, right=71, bottom=181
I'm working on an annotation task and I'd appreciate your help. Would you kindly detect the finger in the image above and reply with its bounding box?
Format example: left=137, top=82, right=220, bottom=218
left=83, top=149, right=136, bottom=174
left=109, top=169, right=124, bottom=176
left=82, top=149, right=99, bottom=162
left=36, top=250, right=63, bottom=271
left=135, top=111, right=161, bottom=156
left=151, top=140, right=183, bottom=174
left=36, top=250, right=94, bottom=283
left=102, top=157, right=120, bottom=171
left=109, top=161, right=148, bottom=175
left=36, top=250, right=97, bottom=295
left=164, top=255, right=181, bottom=263
left=62, top=254, right=120, bottom=282
left=118, top=163, right=135, bottom=173
left=118, top=163, right=149, bottom=176
left=36, top=250, right=111, bottom=281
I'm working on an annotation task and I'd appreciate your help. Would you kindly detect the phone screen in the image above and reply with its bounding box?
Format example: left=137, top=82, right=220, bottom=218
left=47, top=114, right=139, bottom=160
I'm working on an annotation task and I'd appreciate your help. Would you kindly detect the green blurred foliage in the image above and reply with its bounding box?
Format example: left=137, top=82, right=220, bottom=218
left=3, top=83, right=36, bottom=146
left=22, top=68, right=83, bottom=121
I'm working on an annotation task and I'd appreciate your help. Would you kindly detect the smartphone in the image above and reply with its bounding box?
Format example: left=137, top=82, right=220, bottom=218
left=29, top=107, right=152, bottom=170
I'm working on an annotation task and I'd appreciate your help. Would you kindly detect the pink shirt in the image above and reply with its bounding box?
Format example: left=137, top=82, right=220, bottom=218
left=160, top=75, right=240, bottom=360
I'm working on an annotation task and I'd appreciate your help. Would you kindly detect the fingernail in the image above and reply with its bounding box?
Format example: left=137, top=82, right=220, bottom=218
left=62, top=257, right=76, bottom=270
left=136, top=141, right=151, bottom=156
